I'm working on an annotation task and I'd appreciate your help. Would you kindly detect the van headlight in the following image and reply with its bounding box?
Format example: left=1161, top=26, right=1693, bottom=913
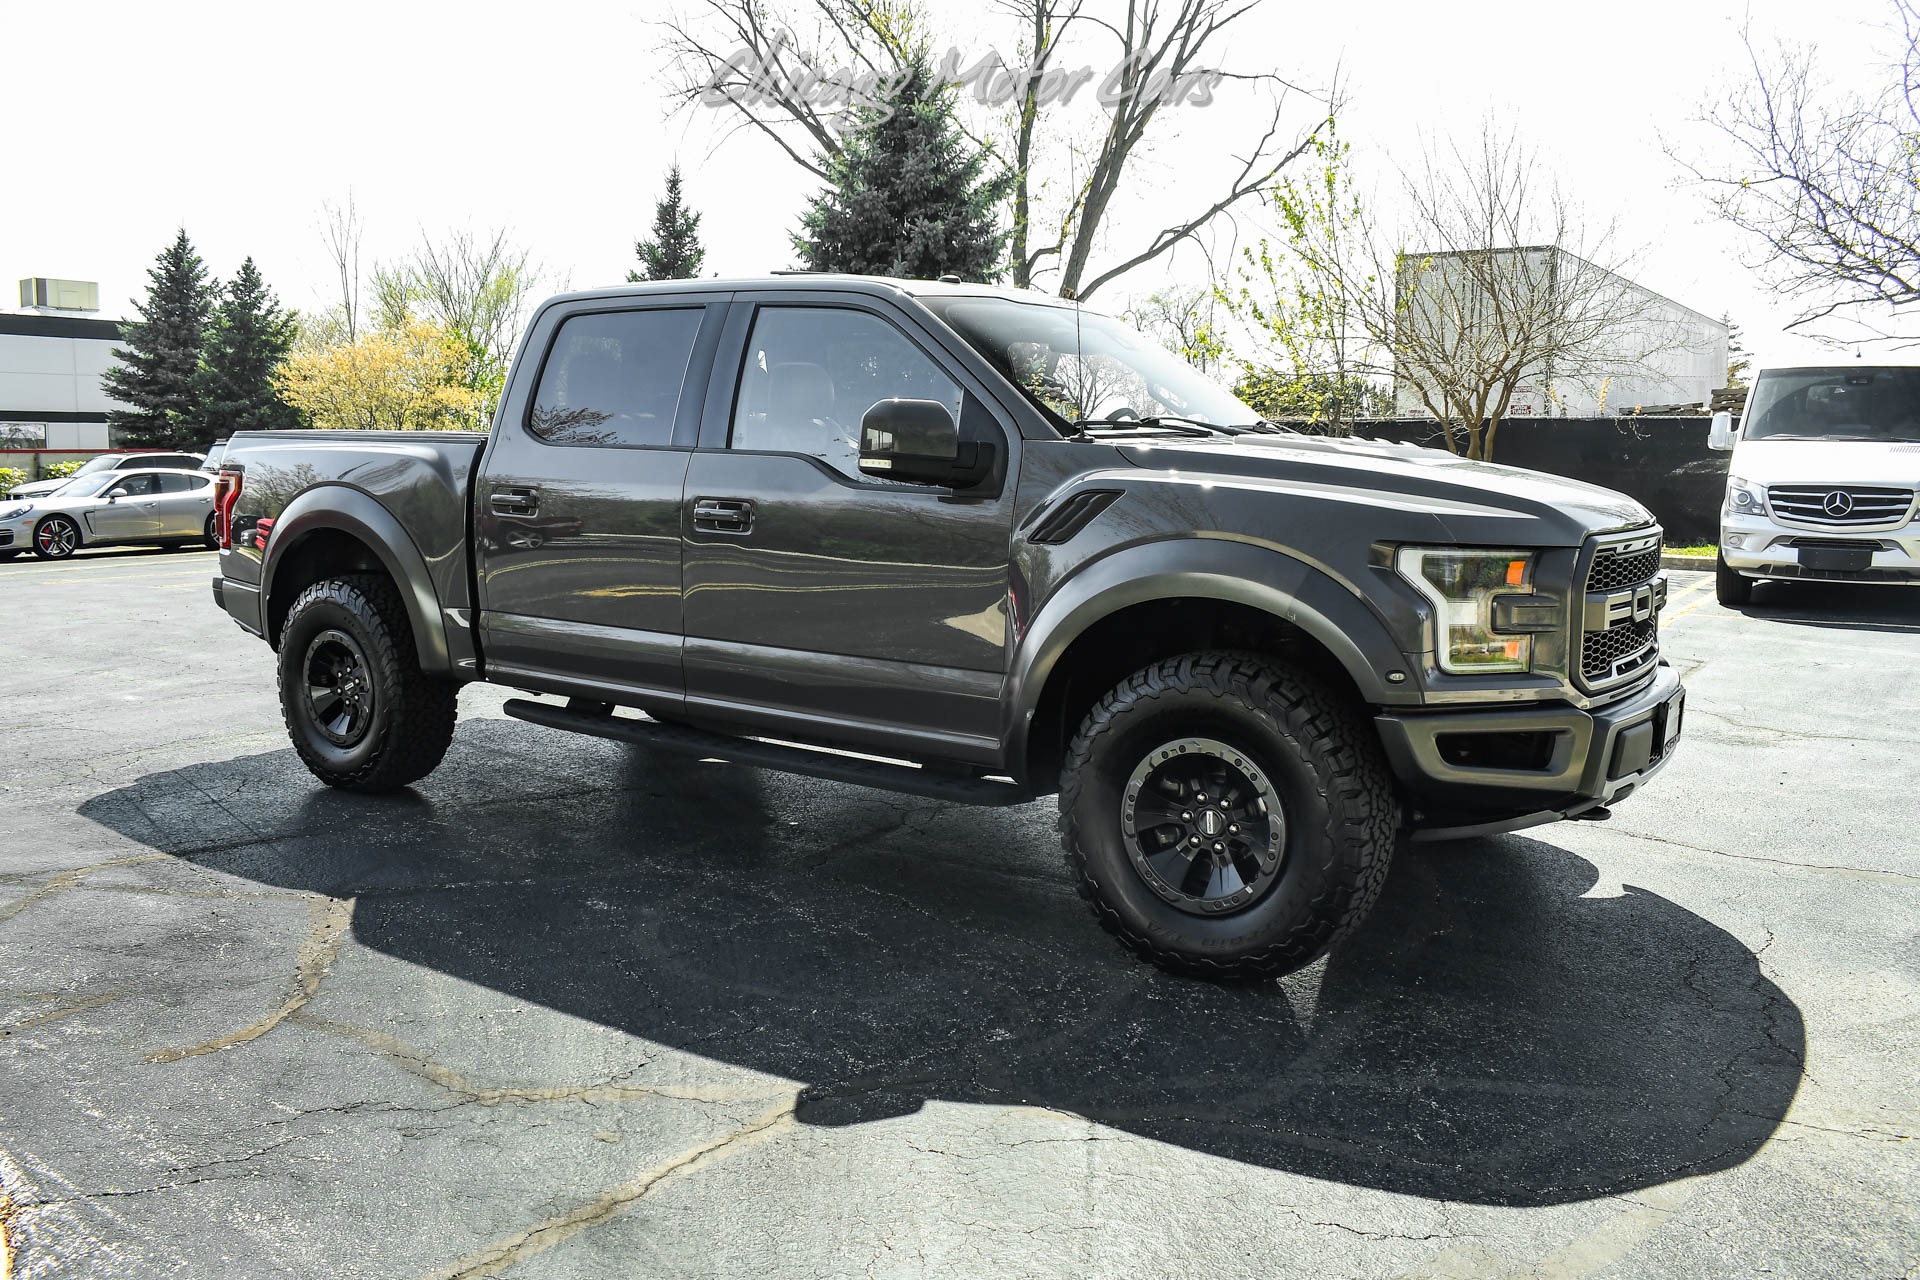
left=1725, top=476, right=1765, bottom=517
left=1395, top=548, right=1546, bottom=674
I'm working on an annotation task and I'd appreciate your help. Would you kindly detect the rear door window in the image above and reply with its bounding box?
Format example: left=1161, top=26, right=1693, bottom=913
left=527, top=308, right=704, bottom=448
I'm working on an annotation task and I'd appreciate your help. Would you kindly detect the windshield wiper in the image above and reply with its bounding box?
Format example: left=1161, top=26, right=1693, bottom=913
left=1074, top=415, right=1243, bottom=438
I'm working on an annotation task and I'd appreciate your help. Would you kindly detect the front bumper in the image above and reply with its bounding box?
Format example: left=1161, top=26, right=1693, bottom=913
left=1377, top=662, right=1684, bottom=841
left=1721, top=510, right=1920, bottom=585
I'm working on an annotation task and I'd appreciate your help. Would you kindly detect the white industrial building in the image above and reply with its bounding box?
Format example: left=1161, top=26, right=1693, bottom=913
left=2, top=278, right=127, bottom=476
left=1393, top=248, right=1728, bottom=418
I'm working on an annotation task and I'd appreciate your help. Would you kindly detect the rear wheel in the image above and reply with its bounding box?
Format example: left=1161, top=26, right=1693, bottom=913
left=278, top=574, right=458, bottom=792
left=1715, top=552, right=1754, bottom=607
left=31, top=515, right=79, bottom=560
left=1059, top=652, right=1398, bottom=979
left=203, top=513, right=219, bottom=549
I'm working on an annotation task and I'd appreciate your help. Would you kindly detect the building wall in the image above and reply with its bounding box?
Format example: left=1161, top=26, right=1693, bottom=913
left=1393, top=248, right=1728, bottom=418
left=0, top=314, right=126, bottom=463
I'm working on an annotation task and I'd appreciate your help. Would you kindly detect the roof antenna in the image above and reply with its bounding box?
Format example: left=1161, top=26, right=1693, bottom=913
left=1062, top=285, right=1084, bottom=422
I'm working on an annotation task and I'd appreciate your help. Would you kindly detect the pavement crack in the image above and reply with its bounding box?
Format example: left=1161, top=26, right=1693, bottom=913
left=1605, top=827, right=1920, bottom=883
left=145, top=896, right=355, bottom=1064
left=423, top=1097, right=799, bottom=1280
left=0, top=993, right=121, bottom=1036
left=0, top=853, right=170, bottom=926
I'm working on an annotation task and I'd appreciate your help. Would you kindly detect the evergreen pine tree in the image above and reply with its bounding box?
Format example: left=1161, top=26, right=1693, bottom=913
left=104, top=229, right=215, bottom=447
left=629, top=165, right=708, bottom=281
left=196, top=257, right=302, bottom=445
left=793, top=59, right=1009, bottom=281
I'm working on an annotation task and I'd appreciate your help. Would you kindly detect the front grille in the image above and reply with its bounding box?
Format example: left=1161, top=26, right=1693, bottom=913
left=1766, top=485, right=1916, bottom=527
left=1582, top=619, right=1657, bottom=683
left=1587, top=542, right=1661, bottom=590
left=1578, top=529, right=1664, bottom=694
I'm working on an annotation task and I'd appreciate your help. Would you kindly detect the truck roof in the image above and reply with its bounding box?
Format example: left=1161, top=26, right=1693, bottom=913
left=537, top=275, right=1089, bottom=311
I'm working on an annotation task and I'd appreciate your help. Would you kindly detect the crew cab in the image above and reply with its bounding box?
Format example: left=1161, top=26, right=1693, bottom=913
left=209, top=276, right=1684, bottom=978
left=1710, top=360, right=1920, bottom=604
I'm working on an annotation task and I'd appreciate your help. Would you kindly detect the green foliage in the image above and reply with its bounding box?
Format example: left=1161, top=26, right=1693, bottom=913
left=793, top=57, right=1010, bottom=280
left=42, top=460, right=86, bottom=481
left=630, top=165, right=708, bottom=282
left=104, top=229, right=215, bottom=448
left=196, top=258, right=303, bottom=445
left=1125, top=288, right=1228, bottom=374
left=1724, top=313, right=1752, bottom=388
left=0, top=467, right=24, bottom=498
left=1219, top=120, right=1383, bottom=432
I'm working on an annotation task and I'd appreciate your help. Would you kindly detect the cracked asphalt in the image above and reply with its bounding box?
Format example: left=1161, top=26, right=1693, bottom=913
left=0, top=546, right=1915, bottom=1279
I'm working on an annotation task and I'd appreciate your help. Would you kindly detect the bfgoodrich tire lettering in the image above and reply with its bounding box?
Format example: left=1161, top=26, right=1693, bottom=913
left=278, top=573, right=457, bottom=792
left=1059, top=652, right=1398, bottom=979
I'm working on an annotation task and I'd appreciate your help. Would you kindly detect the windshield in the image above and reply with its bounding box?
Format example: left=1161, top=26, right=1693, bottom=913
left=1745, top=367, right=1920, bottom=442
left=52, top=473, right=119, bottom=498
left=921, top=296, right=1257, bottom=430
left=74, top=456, right=119, bottom=475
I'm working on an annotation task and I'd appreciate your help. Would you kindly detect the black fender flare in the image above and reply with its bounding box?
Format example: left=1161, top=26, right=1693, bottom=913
left=261, top=485, right=452, bottom=675
left=1004, top=538, right=1412, bottom=784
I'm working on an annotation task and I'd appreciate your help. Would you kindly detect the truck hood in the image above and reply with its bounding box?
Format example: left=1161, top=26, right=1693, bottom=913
left=1115, top=434, right=1653, bottom=546
left=1729, top=438, right=1920, bottom=487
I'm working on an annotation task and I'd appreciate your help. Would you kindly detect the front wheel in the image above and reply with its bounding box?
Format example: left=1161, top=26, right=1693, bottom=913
left=1060, top=652, right=1399, bottom=979
left=31, top=515, right=79, bottom=560
left=278, top=574, right=458, bottom=792
left=1715, top=552, right=1754, bottom=607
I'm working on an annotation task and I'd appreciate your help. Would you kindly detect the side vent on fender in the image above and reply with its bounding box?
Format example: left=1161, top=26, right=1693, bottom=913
left=1028, top=489, right=1122, bottom=545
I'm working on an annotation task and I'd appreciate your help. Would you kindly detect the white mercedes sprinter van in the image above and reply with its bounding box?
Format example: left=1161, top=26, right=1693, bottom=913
left=1710, top=361, right=1920, bottom=605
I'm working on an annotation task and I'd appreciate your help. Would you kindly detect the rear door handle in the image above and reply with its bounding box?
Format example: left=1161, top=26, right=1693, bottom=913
left=693, top=497, right=754, bottom=534
left=490, top=486, right=540, bottom=516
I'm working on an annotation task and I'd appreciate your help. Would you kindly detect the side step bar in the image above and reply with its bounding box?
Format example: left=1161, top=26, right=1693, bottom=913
left=501, top=698, right=1034, bottom=807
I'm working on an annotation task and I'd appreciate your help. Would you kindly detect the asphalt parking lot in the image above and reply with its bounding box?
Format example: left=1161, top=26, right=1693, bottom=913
left=0, top=548, right=1915, bottom=1279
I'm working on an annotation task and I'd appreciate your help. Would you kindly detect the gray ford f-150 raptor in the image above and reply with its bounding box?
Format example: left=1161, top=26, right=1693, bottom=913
left=210, top=276, right=1683, bottom=977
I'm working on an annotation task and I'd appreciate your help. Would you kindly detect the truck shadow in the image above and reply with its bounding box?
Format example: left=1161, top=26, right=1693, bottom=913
left=79, top=720, right=1803, bottom=1207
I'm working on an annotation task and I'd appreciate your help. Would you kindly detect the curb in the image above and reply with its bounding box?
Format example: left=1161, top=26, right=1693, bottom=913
left=1661, top=553, right=1714, bottom=572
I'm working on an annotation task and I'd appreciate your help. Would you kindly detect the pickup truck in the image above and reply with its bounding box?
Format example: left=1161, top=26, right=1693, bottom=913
left=210, top=276, right=1684, bottom=978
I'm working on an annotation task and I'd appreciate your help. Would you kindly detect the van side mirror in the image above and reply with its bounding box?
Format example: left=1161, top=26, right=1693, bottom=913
left=859, top=398, right=990, bottom=486
left=1708, top=410, right=1737, bottom=452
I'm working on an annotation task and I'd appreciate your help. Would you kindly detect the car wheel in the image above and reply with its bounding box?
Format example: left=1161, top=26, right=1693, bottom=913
left=279, top=573, right=458, bottom=792
left=1059, top=651, right=1398, bottom=979
left=1715, top=552, right=1754, bottom=607
left=31, top=515, right=80, bottom=560
left=203, top=513, right=219, bottom=550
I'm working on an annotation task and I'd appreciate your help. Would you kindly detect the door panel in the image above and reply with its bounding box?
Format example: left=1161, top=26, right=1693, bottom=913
left=681, top=303, right=1017, bottom=748
left=475, top=301, right=723, bottom=703
left=155, top=473, right=211, bottom=535
left=87, top=474, right=161, bottom=539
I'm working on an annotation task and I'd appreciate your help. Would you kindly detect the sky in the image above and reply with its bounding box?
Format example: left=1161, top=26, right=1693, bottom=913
left=0, top=0, right=1901, bottom=368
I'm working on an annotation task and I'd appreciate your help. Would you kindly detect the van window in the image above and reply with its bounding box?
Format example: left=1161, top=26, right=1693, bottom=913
left=527, top=308, right=703, bottom=448
left=730, top=306, right=961, bottom=479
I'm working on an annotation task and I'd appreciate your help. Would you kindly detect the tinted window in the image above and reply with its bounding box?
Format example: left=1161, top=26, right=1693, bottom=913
left=109, top=473, right=159, bottom=496
left=157, top=472, right=207, bottom=492
left=730, top=307, right=961, bottom=479
left=1745, top=367, right=1920, bottom=443
left=528, top=308, right=703, bottom=447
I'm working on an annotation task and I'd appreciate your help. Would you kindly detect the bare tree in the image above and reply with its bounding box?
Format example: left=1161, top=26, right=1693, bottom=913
left=658, top=0, right=1328, bottom=299
left=1680, top=3, right=1920, bottom=340
left=1311, top=128, right=1682, bottom=460
left=375, top=227, right=546, bottom=396
left=1123, top=285, right=1225, bottom=373
left=319, top=195, right=365, bottom=343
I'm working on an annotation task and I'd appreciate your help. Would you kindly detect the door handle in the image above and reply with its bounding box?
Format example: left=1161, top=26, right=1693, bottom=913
left=693, top=497, right=755, bottom=534
left=490, top=486, right=540, bottom=516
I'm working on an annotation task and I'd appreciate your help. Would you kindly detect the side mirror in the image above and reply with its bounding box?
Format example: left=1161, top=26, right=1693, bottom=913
left=105, top=490, right=124, bottom=502
left=859, top=398, right=989, bottom=486
left=1708, top=410, right=1737, bottom=452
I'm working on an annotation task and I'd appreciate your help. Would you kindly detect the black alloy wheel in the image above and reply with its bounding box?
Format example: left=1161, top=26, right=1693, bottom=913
left=302, top=629, right=377, bottom=748
left=1121, top=736, right=1286, bottom=916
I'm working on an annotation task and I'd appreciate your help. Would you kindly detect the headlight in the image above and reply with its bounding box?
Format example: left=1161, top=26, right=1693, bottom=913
left=0, top=503, right=31, bottom=521
left=1396, top=547, right=1544, bottom=674
left=1725, top=476, right=1765, bottom=517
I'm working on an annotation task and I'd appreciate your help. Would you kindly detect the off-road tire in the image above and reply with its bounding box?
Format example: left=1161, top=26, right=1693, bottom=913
left=1059, top=652, right=1398, bottom=979
left=279, top=574, right=457, bottom=792
left=1715, top=552, right=1753, bottom=607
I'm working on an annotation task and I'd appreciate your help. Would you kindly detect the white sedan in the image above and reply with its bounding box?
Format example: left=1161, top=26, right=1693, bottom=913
left=0, top=468, right=219, bottom=561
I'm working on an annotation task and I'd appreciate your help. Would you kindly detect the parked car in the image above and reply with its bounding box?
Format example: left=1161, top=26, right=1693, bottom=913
left=9, top=451, right=205, bottom=500
left=201, top=440, right=229, bottom=472
left=1710, top=359, right=1920, bottom=604
left=209, top=275, right=1683, bottom=978
left=0, top=468, right=219, bottom=560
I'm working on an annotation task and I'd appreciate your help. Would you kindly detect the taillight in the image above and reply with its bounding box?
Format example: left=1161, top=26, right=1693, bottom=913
left=213, top=469, right=243, bottom=549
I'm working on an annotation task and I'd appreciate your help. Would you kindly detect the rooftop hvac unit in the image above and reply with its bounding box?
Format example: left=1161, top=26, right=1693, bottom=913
left=18, top=278, right=100, bottom=312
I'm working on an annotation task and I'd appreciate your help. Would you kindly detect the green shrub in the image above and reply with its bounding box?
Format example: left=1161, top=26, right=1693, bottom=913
left=0, top=467, right=23, bottom=498
left=42, top=460, right=85, bottom=481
